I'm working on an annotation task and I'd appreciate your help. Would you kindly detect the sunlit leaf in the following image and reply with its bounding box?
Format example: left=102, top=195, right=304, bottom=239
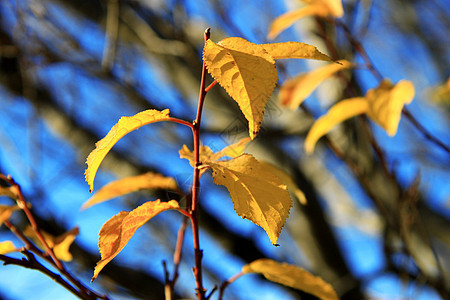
left=210, top=137, right=251, bottom=161
left=268, top=4, right=328, bottom=40
left=85, top=109, right=171, bottom=192
left=82, top=172, right=179, bottom=210
left=304, top=98, right=368, bottom=153
left=261, top=42, right=332, bottom=62
left=208, top=154, right=292, bottom=245
left=0, top=241, right=18, bottom=254
left=280, top=60, right=352, bottom=109
left=366, top=80, right=415, bottom=136
left=0, top=205, right=20, bottom=226
left=203, top=38, right=277, bottom=139
left=92, top=199, right=179, bottom=282
left=242, top=258, right=339, bottom=300
left=0, top=186, right=19, bottom=200
left=304, top=80, right=414, bottom=153
left=24, top=227, right=79, bottom=262
left=268, top=0, right=343, bottom=39
left=431, top=77, right=450, bottom=106
left=179, top=137, right=252, bottom=167
left=260, top=162, right=307, bottom=205
left=179, top=144, right=215, bottom=168
left=319, top=0, right=344, bottom=17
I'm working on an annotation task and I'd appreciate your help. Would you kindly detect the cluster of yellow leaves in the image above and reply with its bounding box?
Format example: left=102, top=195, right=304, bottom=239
left=24, top=227, right=79, bottom=262
left=180, top=138, right=305, bottom=245
left=92, top=200, right=179, bottom=282
left=268, top=0, right=344, bottom=39
left=243, top=258, right=339, bottom=300
left=304, top=80, right=415, bottom=153
left=203, top=37, right=333, bottom=140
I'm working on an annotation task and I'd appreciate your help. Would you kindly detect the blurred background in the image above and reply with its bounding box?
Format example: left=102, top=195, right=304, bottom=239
left=0, top=0, right=449, bottom=299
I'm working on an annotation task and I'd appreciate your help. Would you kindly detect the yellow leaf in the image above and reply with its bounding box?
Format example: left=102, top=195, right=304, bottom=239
left=268, top=4, right=329, bottom=40
left=366, top=80, right=415, bottom=136
left=268, top=0, right=343, bottom=39
left=203, top=38, right=277, bottom=139
left=304, top=80, right=414, bottom=153
left=261, top=42, right=332, bottom=62
left=92, top=199, right=179, bottom=282
left=0, top=241, right=18, bottom=254
left=85, top=109, right=171, bottom=192
left=242, top=258, right=339, bottom=300
left=0, top=186, right=19, bottom=200
left=210, top=137, right=252, bottom=161
left=0, top=205, right=20, bottom=226
left=179, top=137, right=252, bottom=167
left=208, top=154, right=292, bottom=245
left=179, top=144, right=215, bottom=168
left=24, top=227, right=79, bottom=262
left=260, top=163, right=307, bottom=205
left=431, top=77, right=450, bottom=106
left=304, top=98, right=369, bottom=153
left=318, top=0, right=344, bottom=17
left=280, top=60, right=352, bottom=109
left=82, top=172, right=179, bottom=210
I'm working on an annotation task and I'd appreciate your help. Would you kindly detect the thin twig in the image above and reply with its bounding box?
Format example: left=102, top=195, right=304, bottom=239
left=0, top=251, right=81, bottom=298
left=218, top=271, right=244, bottom=300
left=189, top=27, right=211, bottom=300
left=402, top=108, right=450, bottom=154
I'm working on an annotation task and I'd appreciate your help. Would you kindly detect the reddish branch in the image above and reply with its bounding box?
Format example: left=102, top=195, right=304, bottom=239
left=188, top=27, right=211, bottom=300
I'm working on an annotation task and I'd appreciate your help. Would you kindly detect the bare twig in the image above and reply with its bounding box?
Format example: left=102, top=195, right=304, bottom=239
left=218, top=271, right=244, bottom=300
left=188, top=27, right=212, bottom=300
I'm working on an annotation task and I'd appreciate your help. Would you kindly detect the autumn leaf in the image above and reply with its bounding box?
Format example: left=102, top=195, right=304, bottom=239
left=304, top=80, right=415, bottom=153
left=179, top=137, right=251, bottom=167
left=268, top=0, right=344, bottom=39
left=82, top=172, right=180, bottom=210
left=431, top=77, right=450, bottom=106
left=179, top=145, right=215, bottom=168
left=366, top=80, right=415, bottom=136
left=208, top=154, right=292, bottom=245
left=92, top=199, right=179, bottom=282
left=0, top=186, right=19, bottom=200
left=0, top=241, right=18, bottom=254
left=280, top=60, right=352, bottom=109
left=0, top=205, right=20, bottom=226
left=260, top=162, right=307, bottom=205
left=85, top=109, right=171, bottom=192
left=268, top=4, right=328, bottom=40
left=210, top=137, right=252, bottom=161
left=24, top=227, right=79, bottom=262
left=242, top=258, right=339, bottom=300
left=203, top=38, right=277, bottom=139
left=261, top=42, right=333, bottom=62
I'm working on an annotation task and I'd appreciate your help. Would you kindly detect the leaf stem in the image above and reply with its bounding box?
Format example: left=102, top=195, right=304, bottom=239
left=167, top=117, right=195, bottom=129
left=189, top=27, right=211, bottom=300
left=205, top=80, right=218, bottom=93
